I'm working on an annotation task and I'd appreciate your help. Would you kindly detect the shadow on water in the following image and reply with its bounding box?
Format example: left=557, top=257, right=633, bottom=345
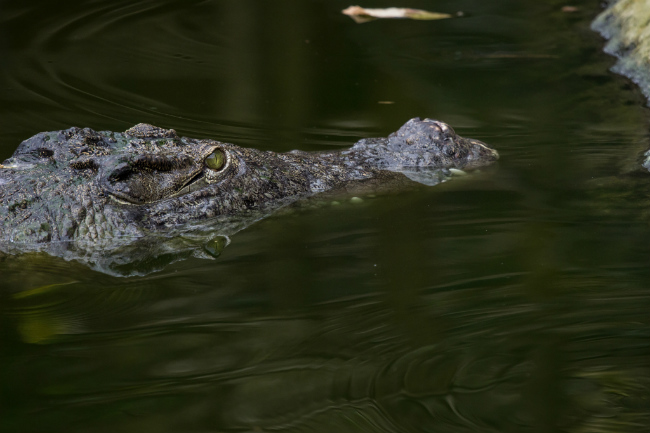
left=1, top=0, right=650, bottom=432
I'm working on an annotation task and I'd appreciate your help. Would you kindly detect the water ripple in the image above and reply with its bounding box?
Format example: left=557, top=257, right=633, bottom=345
left=2, top=0, right=243, bottom=132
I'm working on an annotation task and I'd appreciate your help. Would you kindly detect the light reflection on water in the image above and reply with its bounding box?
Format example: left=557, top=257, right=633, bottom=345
left=1, top=0, right=650, bottom=432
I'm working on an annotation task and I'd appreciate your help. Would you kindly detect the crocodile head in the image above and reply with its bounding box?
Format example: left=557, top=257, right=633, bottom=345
left=0, top=118, right=498, bottom=274
left=0, top=124, right=244, bottom=244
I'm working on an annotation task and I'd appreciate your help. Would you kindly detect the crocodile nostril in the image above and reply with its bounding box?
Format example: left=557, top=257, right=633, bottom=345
left=443, top=144, right=456, bottom=157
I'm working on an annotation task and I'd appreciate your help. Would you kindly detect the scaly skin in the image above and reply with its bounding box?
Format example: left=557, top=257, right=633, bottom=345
left=0, top=118, right=498, bottom=273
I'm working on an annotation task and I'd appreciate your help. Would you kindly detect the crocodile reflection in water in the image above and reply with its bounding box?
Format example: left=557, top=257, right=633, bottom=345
left=0, top=118, right=498, bottom=274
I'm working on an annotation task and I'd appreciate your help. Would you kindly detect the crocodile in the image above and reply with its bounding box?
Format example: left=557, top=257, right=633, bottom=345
left=0, top=118, right=498, bottom=274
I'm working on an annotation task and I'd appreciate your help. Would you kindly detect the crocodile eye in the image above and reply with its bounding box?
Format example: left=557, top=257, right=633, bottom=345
left=205, top=149, right=226, bottom=171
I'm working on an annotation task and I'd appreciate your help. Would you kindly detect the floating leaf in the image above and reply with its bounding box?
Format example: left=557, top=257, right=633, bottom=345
left=342, top=6, right=455, bottom=23
left=561, top=6, right=579, bottom=13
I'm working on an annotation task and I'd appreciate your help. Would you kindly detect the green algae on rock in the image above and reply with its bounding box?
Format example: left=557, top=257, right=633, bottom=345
left=592, top=0, right=650, bottom=170
left=592, top=0, right=650, bottom=102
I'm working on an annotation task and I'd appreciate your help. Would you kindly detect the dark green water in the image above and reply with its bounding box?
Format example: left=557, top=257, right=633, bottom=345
left=1, top=0, right=650, bottom=431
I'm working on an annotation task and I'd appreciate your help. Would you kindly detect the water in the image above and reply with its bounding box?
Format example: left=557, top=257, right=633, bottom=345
left=1, top=0, right=650, bottom=432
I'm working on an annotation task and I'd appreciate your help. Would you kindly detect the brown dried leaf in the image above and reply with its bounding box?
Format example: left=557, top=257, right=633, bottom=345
left=342, top=6, right=454, bottom=23
left=561, top=6, right=579, bottom=13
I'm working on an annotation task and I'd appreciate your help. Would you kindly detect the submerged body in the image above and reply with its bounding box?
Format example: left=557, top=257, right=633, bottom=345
left=0, top=118, right=498, bottom=273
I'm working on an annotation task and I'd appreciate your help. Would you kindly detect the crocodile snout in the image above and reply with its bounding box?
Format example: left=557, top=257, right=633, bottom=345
left=386, top=118, right=499, bottom=170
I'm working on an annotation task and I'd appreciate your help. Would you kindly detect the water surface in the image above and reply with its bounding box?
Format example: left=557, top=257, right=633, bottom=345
left=1, top=0, right=649, bottom=432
